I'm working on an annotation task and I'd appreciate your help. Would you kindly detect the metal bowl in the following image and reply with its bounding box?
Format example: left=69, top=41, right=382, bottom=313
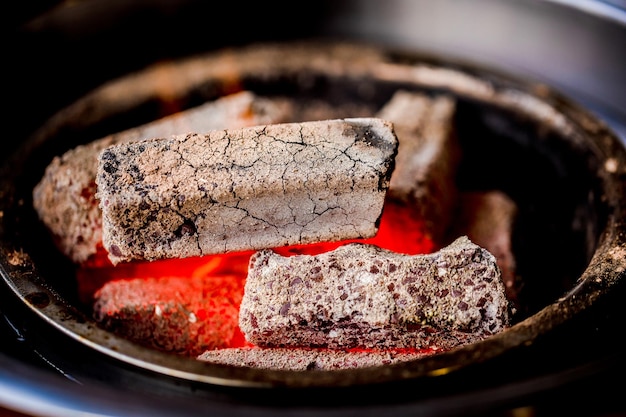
left=2, top=1, right=625, bottom=415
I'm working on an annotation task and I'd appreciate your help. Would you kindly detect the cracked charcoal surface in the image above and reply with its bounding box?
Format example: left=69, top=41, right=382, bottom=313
left=32, top=91, right=293, bottom=264
left=96, top=118, right=398, bottom=264
left=239, top=236, right=510, bottom=350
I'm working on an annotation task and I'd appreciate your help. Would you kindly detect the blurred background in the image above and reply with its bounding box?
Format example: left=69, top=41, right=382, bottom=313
left=6, top=0, right=626, bottom=146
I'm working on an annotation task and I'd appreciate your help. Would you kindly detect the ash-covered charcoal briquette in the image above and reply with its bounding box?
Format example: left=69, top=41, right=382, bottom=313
left=449, top=190, right=520, bottom=307
left=96, top=118, right=398, bottom=264
left=93, top=274, right=245, bottom=356
left=377, top=90, right=460, bottom=245
left=239, top=236, right=511, bottom=350
left=32, top=91, right=292, bottom=264
left=197, top=346, right=433, bottom=371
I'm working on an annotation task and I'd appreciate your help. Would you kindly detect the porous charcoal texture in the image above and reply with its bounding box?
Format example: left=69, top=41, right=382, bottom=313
left=240, top=236, right=510, bottom=350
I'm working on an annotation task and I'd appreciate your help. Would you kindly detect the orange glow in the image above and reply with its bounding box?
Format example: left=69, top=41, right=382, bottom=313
left=77, top=197, right=436, bottom=351
left=272, top=198, right=437, bottom=257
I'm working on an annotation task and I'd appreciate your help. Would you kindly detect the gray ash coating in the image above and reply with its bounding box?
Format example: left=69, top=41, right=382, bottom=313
left=239, top=236, right=511, bottom=350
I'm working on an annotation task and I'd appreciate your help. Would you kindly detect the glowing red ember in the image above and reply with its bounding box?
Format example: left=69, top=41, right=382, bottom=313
left=79, top=197, right=436, bottom=356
